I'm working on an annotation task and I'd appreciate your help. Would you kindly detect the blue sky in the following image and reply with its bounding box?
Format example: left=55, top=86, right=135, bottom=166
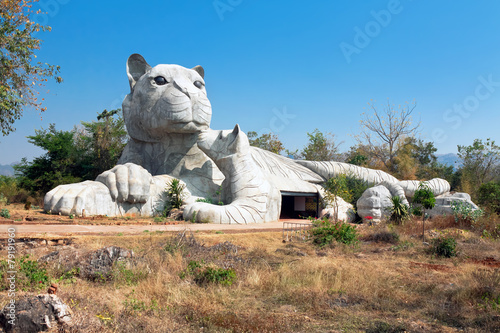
left=1, top=0, right=500, bottom=164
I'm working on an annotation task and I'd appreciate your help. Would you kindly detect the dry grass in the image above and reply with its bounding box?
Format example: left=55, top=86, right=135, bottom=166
left=1, top=224, right=500, bottom=332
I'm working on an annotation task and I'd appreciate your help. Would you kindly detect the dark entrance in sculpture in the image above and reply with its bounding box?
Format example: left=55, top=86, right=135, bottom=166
left=279, top=191, right=319, bottom=219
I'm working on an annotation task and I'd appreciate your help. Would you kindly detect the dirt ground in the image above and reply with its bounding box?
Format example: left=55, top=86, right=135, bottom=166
left=0, top=203, right=297, bottom=236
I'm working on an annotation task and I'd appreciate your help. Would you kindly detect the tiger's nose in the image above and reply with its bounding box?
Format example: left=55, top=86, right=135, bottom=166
left=173, top=79, right=190, bottom=96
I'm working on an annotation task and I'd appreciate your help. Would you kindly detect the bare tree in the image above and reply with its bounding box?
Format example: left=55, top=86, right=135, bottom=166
left=356, top=100, right=420, bottom=172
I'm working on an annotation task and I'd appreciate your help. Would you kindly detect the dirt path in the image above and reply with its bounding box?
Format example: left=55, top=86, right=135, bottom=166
left=0, top=220, right=306, bottom=236
left=0, top=204, right=312, bottom=236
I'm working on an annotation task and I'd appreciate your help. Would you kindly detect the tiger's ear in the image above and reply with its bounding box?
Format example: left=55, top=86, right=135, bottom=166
left=192, top=65, right=204, bottom=79
left=127, top=54, right=152, bottom=91
left=228, top=124, right=248, bottom=153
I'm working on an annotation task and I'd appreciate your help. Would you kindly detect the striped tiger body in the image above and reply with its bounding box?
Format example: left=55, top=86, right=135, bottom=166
left=183, top=125, right=281, bottom=224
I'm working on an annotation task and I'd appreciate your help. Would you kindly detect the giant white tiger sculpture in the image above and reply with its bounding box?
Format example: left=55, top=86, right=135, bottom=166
left=44, top=54, right=475, bottom=223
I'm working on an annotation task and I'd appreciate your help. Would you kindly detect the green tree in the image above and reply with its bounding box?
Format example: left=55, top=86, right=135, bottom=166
left=247, top=131, right=284, bottom=154
left=14, top=124, right=87, bottom=196
left=457, top=138, right=500, bottom=199
left=14, top=111, right=127, bottom=196
left=300, top=129, right=341, bottom=161
left=0, top=0, right=62, bottom=135
left=356, top=100, right=420, bottom=172
left=413, top=183, right=435, bottom=242
left=477, top=181, right=500, bottom=215
left=76, top=109, right=127, bottom=178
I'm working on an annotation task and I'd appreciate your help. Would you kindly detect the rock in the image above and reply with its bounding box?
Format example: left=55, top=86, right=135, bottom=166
left=39, top=246, right=135, bottom=281
left=428, top=192, right=479, bottom=217
left=79, top=246, right=135, bottom=281
left=0, top=294, right=73, bottom=333
left=357, top=185, right=393, bottom=223
left=167, top=207, right=185, bottom=221
left=320, top=196, right=356, bottom=223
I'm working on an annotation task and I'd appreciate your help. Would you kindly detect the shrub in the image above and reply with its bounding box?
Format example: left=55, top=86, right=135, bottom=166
left=180, top=260, right=236, bottom=286
left=324, top=174, right=371, bottom=206
left=0, top=209, right=10, bottom=219
left=477, top=181, right=500, bottom=214
left=0, top=255, right=49, bottom=291
left=413, top=184, right=436, bottom=210
left=388, top=195, right=409, bottom=224
left=310, top=218, right=358, bottom=247
left=112, top=261, right=147, bottom=286
left=411, top=205, right=422, bottom=216
left=196, top=198, right=212, bottom=203
left=451, top=201, right=483, bottom=226
left=161, top=178, right=186, bottom=216
left=432, top=236, right=457, bottom=258
left=365, top=230, right=400, bottom=244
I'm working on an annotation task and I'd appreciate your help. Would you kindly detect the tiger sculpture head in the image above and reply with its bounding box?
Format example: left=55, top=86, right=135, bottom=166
left=122, top=54, right=212, bottom=142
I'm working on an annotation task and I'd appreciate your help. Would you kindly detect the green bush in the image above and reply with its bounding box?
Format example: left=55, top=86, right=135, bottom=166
left=413, top=184, right=436, bottom=210
left=160, top=178, right=186, bottom=216
left=180, top=260, right=236, bottom=286
left=388, top=195, right=409, bottom=224
left=451, top=201, right=483, bottom=226
left=112, top=261, right=147, bottom=286
left=1, top=255, right=49, bottom=291
left=195, top=198, right=212, bottom=203
left=310, top=218, right=358, bottom=247
left=0, top=209, right=10, bottom=219
left=432, top=236, right=457, bottom=258
left=477, top=181, right=500, bottom=214
left=411, top=205, right=423, bottom=216
left=324, top=174, right=371, bottom=206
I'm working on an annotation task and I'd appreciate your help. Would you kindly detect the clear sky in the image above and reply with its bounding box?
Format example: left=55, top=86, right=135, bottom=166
left=1, top=0, right=500, bottom=165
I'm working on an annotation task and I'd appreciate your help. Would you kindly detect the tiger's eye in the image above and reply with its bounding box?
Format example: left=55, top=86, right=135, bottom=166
left=154, top=76, right=167, bottom=85
left=194, top=80, right=203, bottom=89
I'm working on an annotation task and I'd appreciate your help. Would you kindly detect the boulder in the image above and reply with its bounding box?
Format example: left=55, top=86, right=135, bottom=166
left=428, top=192, right=479, bottom=217
left=0, top=294, right=72, bottom=332
left=320, top=196, right=356, bottom=223
left=39, top=246, right=134, bottom=281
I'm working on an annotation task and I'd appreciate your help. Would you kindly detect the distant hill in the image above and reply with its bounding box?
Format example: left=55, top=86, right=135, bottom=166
left=436, top=153, right=461, bottom=169
left=0, top=164, right=15, bottom=177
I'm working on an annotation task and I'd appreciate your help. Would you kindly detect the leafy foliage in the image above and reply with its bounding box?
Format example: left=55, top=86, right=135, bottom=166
left=163, top=178, right=186, bottom=214
left=324, top=173, right=371, bottom=206
left=14, top=124, right=87, bottom=196
left=431, top=236, right=457, bottom=258
left=0, top=208, right=10, bottom=218
left=298, top=129, right=342, bottom=161
left=247, top=131, right=284, bottom=154
left=310, top=218, right=358, bottom=247
left=180, top=260, right=236, bottom=286
left=0, top=255, right=49, bottom=291
left=14, top=111, right=127, bottom=196
left=413, top=184, right=435, bottom=210
left=477, top=181, right=500, bottom=215
left=388, top=195, right=409, bottom=225
left=451, top=201, right=483, bottom=226
left=0, top=0, right=62, bottom=135
left=457, top=138, right=500, bottom=199
left=76, top=109, right=128, bottom=179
